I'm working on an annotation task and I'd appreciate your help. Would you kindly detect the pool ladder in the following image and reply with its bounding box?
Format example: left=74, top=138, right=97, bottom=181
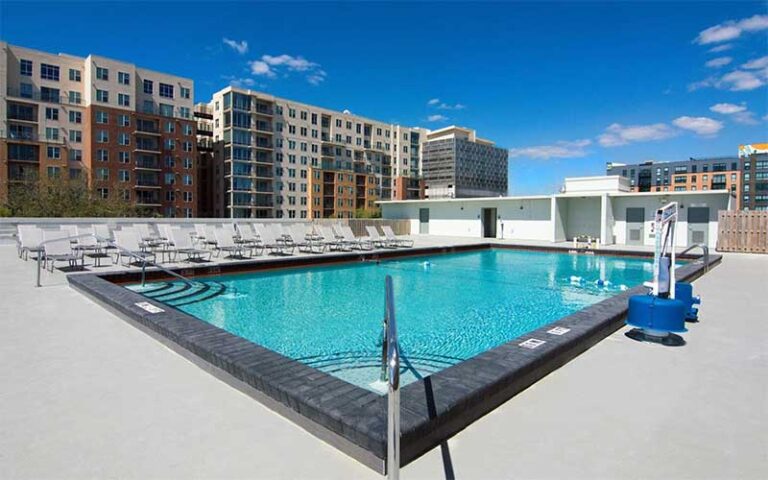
left=380, top=275, right=400, bottom=479
left=680, top=243, right=709, bottom=272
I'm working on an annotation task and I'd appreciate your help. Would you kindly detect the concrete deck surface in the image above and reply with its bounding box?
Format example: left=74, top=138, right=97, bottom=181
left=0, top=239, right=765, bottom=479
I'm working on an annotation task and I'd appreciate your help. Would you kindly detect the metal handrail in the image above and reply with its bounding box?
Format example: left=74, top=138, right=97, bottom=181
left=33, top=233, right=199, bottom=288
left=380, top=275, right=400, bottom=479
left=680, top=243, right=710, bottom=272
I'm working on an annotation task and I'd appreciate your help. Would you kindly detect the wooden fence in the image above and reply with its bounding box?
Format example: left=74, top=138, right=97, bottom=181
left=312, top=218, right=411, bottom=237
left=717, top=210, right=768, bottom=253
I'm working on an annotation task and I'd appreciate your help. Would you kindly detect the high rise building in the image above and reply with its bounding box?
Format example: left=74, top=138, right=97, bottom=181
left=606, top=156, right=741, bottom=209
left=421, top=126, right=509, bottom=199
left=205, top=87, right=430, bottom=219
left=0, top=42, right=198, bottom=216
left=739, top=143, right=768, bottom=211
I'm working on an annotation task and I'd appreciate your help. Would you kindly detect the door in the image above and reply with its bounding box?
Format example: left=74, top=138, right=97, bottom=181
left=481, top=208, right=497, bottom=238
left=626, top=208, right=645, bottom=245
left=687, top=207, right=710, bottom=246
left=419, top=208, right=429, bottom=234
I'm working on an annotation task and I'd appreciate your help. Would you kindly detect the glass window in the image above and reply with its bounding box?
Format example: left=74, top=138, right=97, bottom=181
left=97, top=149, right=108, bottom=162
left=180, top=86, right=190, bottom=99
left=118, top=71, right=130, bottom=85
left=20, top=59, right=32, bottom=76
left=97, top=130, right=108, bottom=143
left=69, top=130, right=82, bottom=142
left=143, top=100, right=154, bottom=114
left=119, top=170, right=130, bottom=182
left=96, top=89, right=109, bottom=103
left=69, top=68, right=81, bottom=82
left=69, top=111, right=82, bottom=123
left=40, top=87, right=60, bottom=102
left=96, top=111, right=109, bottom=124
left=159, top=103, right=173, bottom=117
left=143, top=79, right=153, bottom=94
left=96, top=67, right=109, bottom=81
left=159, top=83, right=174, bottom=98
left=69, top=149, right=82, bottom=162
left=45, top=127, right=59, bottom=141
left=119, top=114, right=130, bottom=127
left=69, top=91, right=81, bottom=104
left=47, top=147, right=60, bottom=160
left=40, top=63, right=60, bottom=81
left=118, top=93, right=130, bottom=107
left=20, top=83, right=33, bottom=98
left=45, top=107, right=59, bottom=121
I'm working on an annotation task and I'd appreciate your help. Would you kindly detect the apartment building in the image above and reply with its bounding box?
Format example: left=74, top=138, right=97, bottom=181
left=606, top=156, right=741, bottom=209
left=0, top=42, right=197, bottom=216
left=206, top=86, right=428, bottom=219
left=739, top=143, right=768, bottom=211
left=421, top=126, right=508, bottom=199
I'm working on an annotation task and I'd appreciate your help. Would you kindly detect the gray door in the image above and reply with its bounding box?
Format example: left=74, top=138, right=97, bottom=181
left=481, top=208, right=497, bottom=238
left=687, top=207, right=709, bottom=246
left=419, top=208, right=429, bottom=234
left=626, top=208, right=645, bottom=245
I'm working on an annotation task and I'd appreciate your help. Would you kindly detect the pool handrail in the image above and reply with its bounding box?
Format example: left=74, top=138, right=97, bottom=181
left=680, top=243, right=709, bottom=272
left=380, top=275, right=400, bottom=479
left=35, top=232, right=200, bottom=289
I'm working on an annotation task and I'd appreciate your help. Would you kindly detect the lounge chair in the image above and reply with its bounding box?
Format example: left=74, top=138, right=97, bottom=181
left=113, top=228, right=156, bottom=266
left=93, top=224, right=114, bottom=246
left=42, top=231, right=83, bottom=272
left=336, top=225, right=373, bottom=251
left=366, top=225, right=396, bottom=248
left=381, top=225, right=414, bottom=248
left=193, top=223, right=216, bottom=249
left=318, top=225, right=350, bottom=251
left=17, top=225, right=44, bottom=260
left=74, top=225, right=111, bottom=266
left=213, top=226, right=246, bottom=259
left=154, top=224, right=178, bottom=262
left=235, top=223, right=265, bottom=256
left=169, top=227, right=211, bottom=262
left=256, top=224, right=294, bottom=255
left=287, top=223, right=324, bottom=253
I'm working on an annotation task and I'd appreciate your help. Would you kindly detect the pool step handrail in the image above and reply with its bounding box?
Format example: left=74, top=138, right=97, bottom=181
left=380, top=275, right=400, bottom=479
left=680, top=243, right=709, bottom=272
left=35, top=233, right=200, bottom=289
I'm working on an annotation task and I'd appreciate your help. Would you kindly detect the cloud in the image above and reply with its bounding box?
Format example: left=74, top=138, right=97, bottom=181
left=720, top=70, right=765, bottom=91
left=427, top=98, right=466, bottom=110
left=710, top=103, right=746, bottom=114
left=597, top=123, right=677, bottom=147
left=743, top=55, right=768, bottom=70
left=426, top=114, right=449, bottom=122
left=223, top=38, right=248, bottom=55
left=248, top=54, right=325, bottom=84
left=705, top=56, right=732, bottom=68
left=695, top=14, right=768, bottom=44
left=708, top=44, right=733, bottom=53
left=249, top=60, right=275, bottom=77
left=508, top=139, right=591, bottom=159
left=709, top=103, right=758, bottom=124
left=672, top=116, right=724, bottom=136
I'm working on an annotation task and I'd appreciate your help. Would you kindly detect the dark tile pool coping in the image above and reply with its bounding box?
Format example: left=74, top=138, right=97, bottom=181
left=67, top=244, right=721, bottom=473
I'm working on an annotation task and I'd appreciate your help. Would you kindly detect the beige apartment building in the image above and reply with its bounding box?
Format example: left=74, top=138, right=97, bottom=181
left=0, top=42, right=198, bottom=216
left=202, top=87, right=428, bottom=219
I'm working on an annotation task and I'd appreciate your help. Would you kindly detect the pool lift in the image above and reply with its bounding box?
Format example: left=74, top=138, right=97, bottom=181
left=625, top=202, right=699, bottom=346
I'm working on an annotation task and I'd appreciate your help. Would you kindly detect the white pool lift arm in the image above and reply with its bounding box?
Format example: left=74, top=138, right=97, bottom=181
left=646, top=202, right=678, bottom=299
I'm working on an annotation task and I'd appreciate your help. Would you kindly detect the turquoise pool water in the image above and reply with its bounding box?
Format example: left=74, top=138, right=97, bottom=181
left=130, top=249, right=656, bottom=392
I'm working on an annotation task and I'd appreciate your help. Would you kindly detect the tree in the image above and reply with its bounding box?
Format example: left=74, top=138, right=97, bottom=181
left=354, top=207, right=381, bottom=219
left=1, top=175, right=141, bottom=218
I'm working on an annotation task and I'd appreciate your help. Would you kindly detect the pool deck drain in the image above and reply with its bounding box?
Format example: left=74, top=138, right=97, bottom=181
left=0, top=238, right=765, bottom=479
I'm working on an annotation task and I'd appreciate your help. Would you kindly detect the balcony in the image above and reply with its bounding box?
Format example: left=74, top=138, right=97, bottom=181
left=134, top=141, right=161, bottom=154
left=135, top=122, right=160, bottom=136
left=7, top=109, right=37, bottom=123
left=6, top=87, right=78, bottom=105
left=253, top=140, right=273, bottom=150
left=135, top=158, right=161, bottom=170
left=254, top=105, right=273, bottom=116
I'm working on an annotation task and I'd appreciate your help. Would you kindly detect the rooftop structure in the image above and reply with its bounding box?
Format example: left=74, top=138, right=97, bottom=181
left=738, top=143, right=768, bottom=211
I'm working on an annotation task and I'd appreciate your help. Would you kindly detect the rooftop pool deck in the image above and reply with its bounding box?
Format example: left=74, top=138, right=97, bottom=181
left=1, top=236, right=765, bottom=479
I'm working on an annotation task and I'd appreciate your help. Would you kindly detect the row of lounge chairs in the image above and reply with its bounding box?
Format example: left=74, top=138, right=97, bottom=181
left=16, top=222, right=414, bottom=271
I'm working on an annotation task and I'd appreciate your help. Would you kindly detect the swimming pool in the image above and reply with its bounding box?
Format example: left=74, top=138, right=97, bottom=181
left=129, top=249, right=657, bottom=392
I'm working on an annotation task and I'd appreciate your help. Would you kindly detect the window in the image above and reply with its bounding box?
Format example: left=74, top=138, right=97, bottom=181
left=166, top=191, right=176, bottom=202
left=47, top=147, right=61, bottom=159
left=119, top=152, right=130, bottom=163
left=97, top=130, right=109, bottom=143
left=118, top=93, right=130, bottom=107
left=165, top=138, right=175, bottom=150
left=69, top=111, right=82, bottom=124
left=118, top=133, right=130, bottom=145
left=143, top=79, right=153, bottom=94
left=143, top=100, right=154, bottom=114
left=97, top=168, right=109, bottom=181
left=45, top=127, right=59, bottom=141
left=183, top=157, right=193, bottom=169
left=97, top=150, right=108, bottom=162
left=97, top=188, right=109, bottom=199
left=40, top=87, right=59, bottom=102
left=45, top=107, right=59, bottom=121
left=69, top=168, right=82, bottom=180
left=119, top=114, right=130, bottom=127
left=183, top=191, right=193, bottom=202
left=69, top=68, right=81, bottom=82
left=165, top=121, right=175, bottom=133
left=159, top=83, right=174, bottom=98
left=179, top=107, right=190, bottom=119
left=20, top=83, right=33, bottom=98
left=183, top=174, right=193, bottom=186
left=164, top=173, right=175, bottom=185
left=47, top=166, right=61, bottom=178
left=180, top=86, right=190, bottom=99
left=69, top=130, right=82, bottom=143
left=40, top=63, right=60, bottom=81
left=96, top=89, right=109, bottom=103
left=183, top=141, right=193, bottom=152
left=119, top=170, right=130, bottom=182
left=95, top=111, right=109, bottom=124
left=159, top=103, right=173, bottom=117
left=96, top=67, right=109, bottom=81
left=69, top=91, right=81, bottom=104
left=118, top=71, right=130, bottom=85
left=164, top=156, right=175, bottom=168
left=20, top=59, right=32, bottom=76
left=183, top=124, right=193, bottom=136
left=69, top=149, right=82, bottom=162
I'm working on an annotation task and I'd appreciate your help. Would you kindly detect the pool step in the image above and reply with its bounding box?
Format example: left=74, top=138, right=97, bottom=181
left=300, top=350, right=458, bottom=379
left=131, top=281, right=228, bottom=307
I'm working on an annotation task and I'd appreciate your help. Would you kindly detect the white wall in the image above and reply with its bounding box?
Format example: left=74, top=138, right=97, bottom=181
left=563, top=197, right=602, bottom=240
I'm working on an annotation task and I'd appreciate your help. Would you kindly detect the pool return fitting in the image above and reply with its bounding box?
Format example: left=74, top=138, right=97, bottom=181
left=625, top=202, right=702, bottom=346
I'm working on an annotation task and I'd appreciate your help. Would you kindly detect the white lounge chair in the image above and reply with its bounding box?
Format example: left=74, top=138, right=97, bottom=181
left=42, top=231, right=83, bottom=271
left=169, top=227, right=211, bottom=262
left=366, top=225, right=396, bottom=248
left=381, top=225, right=414, bottom=248
left=113, top=228, right=156, bottom=266
left=17, top=225, right=44, bottom=260
left=337, top=225, right=373, bottom=251
left=318, top=225, right=349, bottom=251
left=213, top=226, right=246, bottom=258
left=257, top=224, right=294, bottom=255
left=235, top=223, right=265, bottom=256
left=287, top=223, right=324, bottom=253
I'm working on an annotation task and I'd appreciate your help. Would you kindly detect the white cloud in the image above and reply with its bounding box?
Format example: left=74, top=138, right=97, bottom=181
left=597, top=123, right=677, bottom=147
left=710, top=103, right=746, bottom=114
left=248, top=54, right=325, bottom=84
left=708, top=44, right=733, bottom=53
left=695, top=14, right=768, bottom=44
left=705, top=56, right=732, bottom=68
left=426, top=114, right=448, bottom=122
left=672, top=116, right=724, bottom=136
left=508, top=139, right=591, bottom=159
left=427, top=98, right=440, bottom=106
left=687, top=76, right=717, bottom=91
left=743, top=55, right=768, bottom=70
left=720, top=70, right=765, bottom=91
left=223, top=38, right=248, bottom=55
left=427, top=98, right=465, bottom=110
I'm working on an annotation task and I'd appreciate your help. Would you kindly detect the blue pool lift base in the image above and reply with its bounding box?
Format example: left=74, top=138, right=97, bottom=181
left=625, top=328, right=686, bottom=346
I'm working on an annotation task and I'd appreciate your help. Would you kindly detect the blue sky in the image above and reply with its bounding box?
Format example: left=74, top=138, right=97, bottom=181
left=2, top=1, right=766, bottom=194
